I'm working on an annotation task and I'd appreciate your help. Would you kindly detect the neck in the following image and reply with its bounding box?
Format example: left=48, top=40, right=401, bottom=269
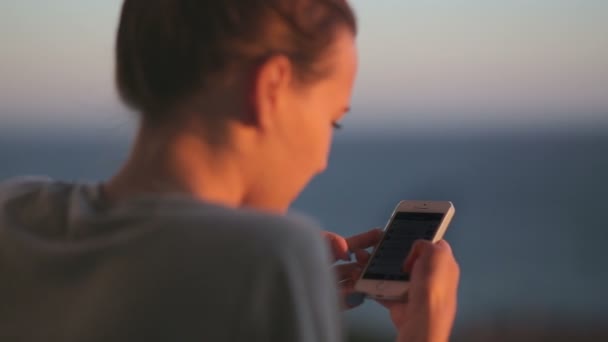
left=103, top=122, right=246, bottom=209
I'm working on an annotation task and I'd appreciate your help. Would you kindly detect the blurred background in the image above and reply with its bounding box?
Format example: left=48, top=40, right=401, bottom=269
left=1, top=0, right=607, bottom=341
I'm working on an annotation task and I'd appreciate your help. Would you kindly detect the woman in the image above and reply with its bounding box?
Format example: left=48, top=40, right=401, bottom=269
left=0, top=0, right=459, bottom=341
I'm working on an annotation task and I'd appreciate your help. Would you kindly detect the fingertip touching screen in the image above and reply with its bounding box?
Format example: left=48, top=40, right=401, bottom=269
left=363, top=212, right=445, bottom=281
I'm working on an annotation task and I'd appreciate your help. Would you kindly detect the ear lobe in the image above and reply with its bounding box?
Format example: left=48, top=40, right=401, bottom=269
left=247, top=55, right=293, bottom=130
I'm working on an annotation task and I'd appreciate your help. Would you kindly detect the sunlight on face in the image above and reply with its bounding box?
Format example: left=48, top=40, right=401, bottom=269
left=270, top=29, right=358, bottom=208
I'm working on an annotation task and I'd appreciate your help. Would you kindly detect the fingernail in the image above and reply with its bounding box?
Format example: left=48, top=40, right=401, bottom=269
left=345, top=292, right=365, bottom=307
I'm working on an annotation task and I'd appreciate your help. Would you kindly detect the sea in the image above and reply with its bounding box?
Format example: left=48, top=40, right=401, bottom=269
left=1, top=129, right=607, bottom=340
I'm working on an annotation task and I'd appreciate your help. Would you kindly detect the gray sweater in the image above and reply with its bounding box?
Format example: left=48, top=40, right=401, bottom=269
left=0, top=178, right=342, bottom=342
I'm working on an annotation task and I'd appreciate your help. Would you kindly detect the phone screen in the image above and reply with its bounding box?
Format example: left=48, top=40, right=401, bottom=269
left=362, top=212, right=445, bottom=281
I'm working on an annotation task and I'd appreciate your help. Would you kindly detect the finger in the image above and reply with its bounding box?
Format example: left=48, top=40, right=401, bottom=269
left=334, top=262, right=362, bottom=282
left=354, top=249, right=371, bottom=267
left=338, top=277, right=366, bottom=310
left=435, top=240, right=460, bottom=277
left=337, top=275, right=364, bottom=310
left=338, top=277, right=355, bottom=289
left=346, top=228, right=383, bottom=251
left=350, top=262, right=366, bottom=281
left=323, top=231, right=350, bottom=261
left=436, top=239, right=454, bottom=254
left=403, top=240, right=434, bottom=273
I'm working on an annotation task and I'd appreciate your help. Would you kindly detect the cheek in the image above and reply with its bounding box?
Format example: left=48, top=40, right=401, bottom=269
left=283, top=115, right=322, bottom=169
left=316, top=125, right=332, bottom=171
left=281, top=93, right=334, bottom=176
left=299, top=107, right=332, bottom=172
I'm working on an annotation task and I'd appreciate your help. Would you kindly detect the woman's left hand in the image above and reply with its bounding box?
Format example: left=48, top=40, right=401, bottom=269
left=323, top=228, right=383, bottom=310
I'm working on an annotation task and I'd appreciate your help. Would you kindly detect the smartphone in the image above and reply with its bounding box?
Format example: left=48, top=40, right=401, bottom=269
left=354, top=200, right=455, bottom=300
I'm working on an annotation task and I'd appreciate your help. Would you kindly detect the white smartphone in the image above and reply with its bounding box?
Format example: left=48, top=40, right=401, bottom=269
left=354, top=200, right=455, bottom=300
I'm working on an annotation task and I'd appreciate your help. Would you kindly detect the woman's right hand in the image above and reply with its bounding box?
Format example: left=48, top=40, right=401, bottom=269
left=378, top=240, right=460, bottom=342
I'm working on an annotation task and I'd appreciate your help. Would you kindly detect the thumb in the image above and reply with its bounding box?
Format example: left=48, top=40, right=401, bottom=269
left=403, top=240, right=434, bottom=273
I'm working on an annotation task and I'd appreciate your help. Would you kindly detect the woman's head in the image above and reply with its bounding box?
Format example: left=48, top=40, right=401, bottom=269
left=115, top=0, right=358, bottom=211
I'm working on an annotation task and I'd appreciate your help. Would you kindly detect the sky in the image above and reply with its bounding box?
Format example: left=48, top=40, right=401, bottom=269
left=1, top=0, right=607, bottom=136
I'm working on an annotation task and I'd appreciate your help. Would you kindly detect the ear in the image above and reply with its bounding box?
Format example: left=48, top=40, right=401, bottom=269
left=247, top=55, right=293, bottom=131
